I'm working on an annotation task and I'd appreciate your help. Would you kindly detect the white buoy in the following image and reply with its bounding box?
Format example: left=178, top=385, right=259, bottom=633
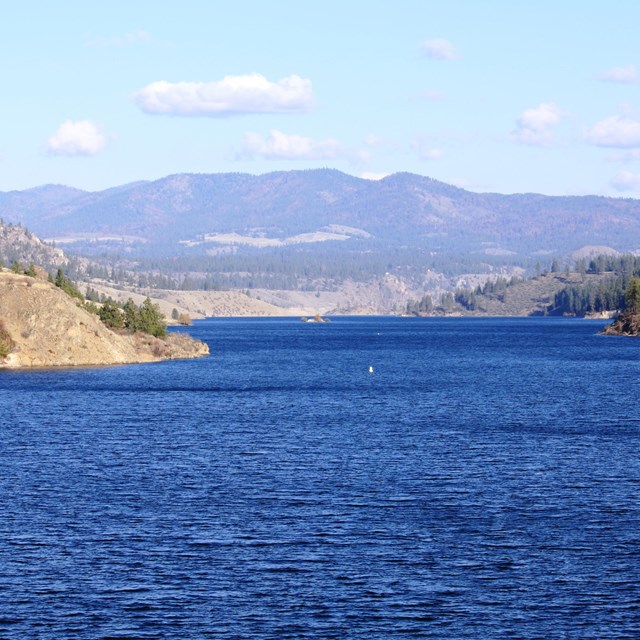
left=369, top=366, right=374, bottom=374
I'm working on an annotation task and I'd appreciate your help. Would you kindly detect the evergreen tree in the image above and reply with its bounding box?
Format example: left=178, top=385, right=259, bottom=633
left=122, top=299, right=140, bottom=332
left=54, top=268, right=84, bottom=301
left=624, top=277, right=640, bottom=314
left=99, top=300, right=124, bottom=329
left=119, top=297, right=166, bottom=337
left=138, top=297, right=166, bottom=337
left=418, top=294, right=434, bottom=314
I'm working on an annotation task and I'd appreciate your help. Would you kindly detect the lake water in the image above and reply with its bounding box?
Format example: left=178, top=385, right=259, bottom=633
left=1, top=317, right=640, bottom=639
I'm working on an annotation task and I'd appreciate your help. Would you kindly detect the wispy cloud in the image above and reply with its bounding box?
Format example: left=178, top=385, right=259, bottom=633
left=46, top=120, right=106, bottom=156
left=610, top=171, right=640, bottom=192
left=361, top=172, right=390, bottom=180
left=411, top=137, right=445, bottom=160
left=420, top=39, right=461, bottom=61
left=511, top=103, right=564, bottom=146
left=85, top=29, right=151, bottom=47
left=133, top=74, right=314, bottom=117
left=606, top=149, right=640, bottom=162
left=364, top=134, right=384, bottom=147
left=240, top=130, right=346, bottom=160
left=449, top=177, right=485, bottom=191
left=584, top=115, right=640, bottom=148
left=363, top=134, right=399, bottom=150
left=598, top=64, right=640, bottom=84
left=416, top=147, right=444, bottom=160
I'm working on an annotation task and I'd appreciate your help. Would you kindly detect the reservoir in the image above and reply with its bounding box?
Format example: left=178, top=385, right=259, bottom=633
left=1, top=317, right=639, bottom=638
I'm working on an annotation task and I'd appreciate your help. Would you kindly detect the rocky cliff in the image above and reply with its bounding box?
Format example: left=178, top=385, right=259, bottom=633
left=0, top=220, right=68, bottom=271
left=602, top=310, right=638, bottom=337
left=0, top=270, right=208, bottom=367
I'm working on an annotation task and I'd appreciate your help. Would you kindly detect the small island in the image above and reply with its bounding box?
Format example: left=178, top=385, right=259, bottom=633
left=0, top=267, right=208, bottom=368
left=301, top=313, right=330, bottom=323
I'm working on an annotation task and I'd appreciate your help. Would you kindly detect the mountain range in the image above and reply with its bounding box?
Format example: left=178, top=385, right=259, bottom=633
left=2, top=169, right=640, bottom=260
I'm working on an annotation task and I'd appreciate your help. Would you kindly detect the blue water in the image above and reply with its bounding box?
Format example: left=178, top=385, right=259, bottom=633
left=1, top=317, right=640, bottom=639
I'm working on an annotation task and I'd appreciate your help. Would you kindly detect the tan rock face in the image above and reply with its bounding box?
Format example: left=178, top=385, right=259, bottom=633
left=0, top=271, right=208, bottom=368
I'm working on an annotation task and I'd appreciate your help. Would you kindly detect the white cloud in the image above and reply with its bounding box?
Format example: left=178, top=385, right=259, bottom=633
left=411, top=138, right=445, bottom=160
left=361, top=172, right=390, bottom=180
left=46, top=120, right=106, bottom=156
left=241, top=130, right=345, bottom=160
left=85, top=29, right=151, bottom=47
left=610, top=171, right=640, bottom=192
left=365, top=134, right=381, bottom=146
left=133, top=74, right=314, bottom=117
left=363, top=134, right=400, bottom=154
left=418, top=148, right=444, bottom=160
left=511, top=103, right=564, bottom=145
left=584, top=115, right=640, bottom=148
left=598, top=64, right=640, bottom=84
left=449, top=177, right=485, bottom=190
left=420, top=39, right=461, bottom=61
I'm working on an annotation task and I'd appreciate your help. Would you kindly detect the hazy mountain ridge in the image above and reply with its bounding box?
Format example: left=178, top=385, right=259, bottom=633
left=2, top=170, right=640, bottom=257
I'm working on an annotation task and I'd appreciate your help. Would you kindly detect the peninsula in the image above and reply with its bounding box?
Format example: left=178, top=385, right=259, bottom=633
left=0, top=269, right=208, bottom=368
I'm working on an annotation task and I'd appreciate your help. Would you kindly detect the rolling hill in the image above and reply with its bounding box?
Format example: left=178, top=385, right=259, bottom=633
left=2, top=169, right=640, bottom=259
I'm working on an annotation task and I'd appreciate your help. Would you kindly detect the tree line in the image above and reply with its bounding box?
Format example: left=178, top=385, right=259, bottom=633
left=97, top=297, right=166, bottom=337
left=404, top=254, right=640, bottom=317
left=550, top=254, right=640, bottom=315
left=81, top=242, right=535, bottom=293
left=52, top=268, right=167, bottom=338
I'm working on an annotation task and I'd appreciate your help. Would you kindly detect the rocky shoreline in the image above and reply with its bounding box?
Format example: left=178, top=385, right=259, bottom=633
left=601, top=310, right=640, bottom=337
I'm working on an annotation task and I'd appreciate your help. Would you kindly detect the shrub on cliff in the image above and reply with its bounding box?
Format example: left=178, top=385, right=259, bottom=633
left=54, top=268, right=84, bottom=302
left=0, top=320, right=15, bottom=358
left=99, top=300, right=124, bottom=329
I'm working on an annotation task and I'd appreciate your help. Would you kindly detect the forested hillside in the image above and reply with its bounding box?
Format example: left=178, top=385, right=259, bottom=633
left=2, top=170, right=640, bottom=261
left=405, top=254, right=640, bottom=317
left=549, top=255, right=640, bottom=316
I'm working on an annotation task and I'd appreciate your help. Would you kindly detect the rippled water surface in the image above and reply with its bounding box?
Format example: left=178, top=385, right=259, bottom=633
left=2, top=317, right=640, bottom=639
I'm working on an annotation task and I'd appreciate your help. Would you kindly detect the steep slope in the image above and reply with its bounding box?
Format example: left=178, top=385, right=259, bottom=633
left=0, top=270, right=208, bottom=367
left=0, top=220, right=69, bottom=271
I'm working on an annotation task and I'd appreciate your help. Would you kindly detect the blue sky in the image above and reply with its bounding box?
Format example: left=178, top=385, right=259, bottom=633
left=2, top=0, right=640, bottom=196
